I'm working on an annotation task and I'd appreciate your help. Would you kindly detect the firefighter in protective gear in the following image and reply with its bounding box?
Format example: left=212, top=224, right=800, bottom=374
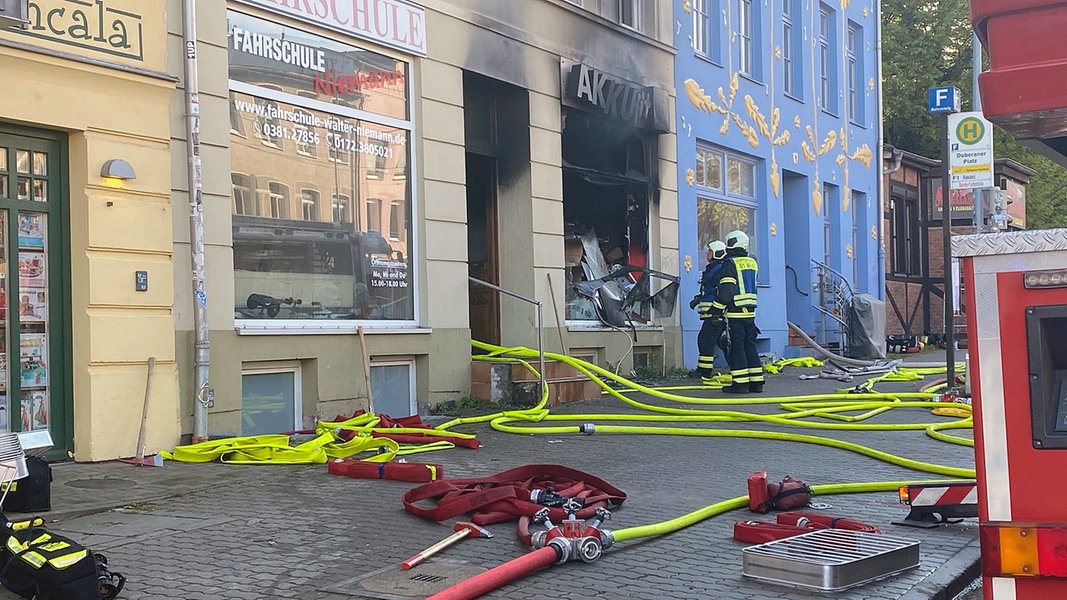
left=692, top=240, right=731, bottom=385
left=709, top=230, right=764, bottom=393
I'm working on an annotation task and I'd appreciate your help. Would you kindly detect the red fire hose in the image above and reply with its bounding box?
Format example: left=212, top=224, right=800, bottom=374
left=425, top=545, right=560, bottom=600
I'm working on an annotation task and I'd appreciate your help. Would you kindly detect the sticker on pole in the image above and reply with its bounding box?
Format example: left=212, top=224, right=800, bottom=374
left=948, top=112, right=993, bottom=190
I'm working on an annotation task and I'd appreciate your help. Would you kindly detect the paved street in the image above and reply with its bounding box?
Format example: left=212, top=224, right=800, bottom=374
left=0, top=357, right=979, bottom=600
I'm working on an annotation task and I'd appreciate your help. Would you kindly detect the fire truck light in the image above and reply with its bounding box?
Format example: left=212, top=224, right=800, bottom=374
left=981, top=524, right=1067, bottom=578
left=1024, top=269, right=1067, bottom=289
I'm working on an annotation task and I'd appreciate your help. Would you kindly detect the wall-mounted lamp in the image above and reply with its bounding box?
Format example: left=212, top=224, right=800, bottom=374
left=100, top=159, right=136, bottom=180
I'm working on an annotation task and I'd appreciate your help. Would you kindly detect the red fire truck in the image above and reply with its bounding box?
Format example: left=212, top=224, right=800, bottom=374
left=964, top=2, right=1067, bottom=598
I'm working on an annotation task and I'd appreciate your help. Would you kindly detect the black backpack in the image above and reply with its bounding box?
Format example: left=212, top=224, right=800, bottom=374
left=0, top=516, right=125, bottom=600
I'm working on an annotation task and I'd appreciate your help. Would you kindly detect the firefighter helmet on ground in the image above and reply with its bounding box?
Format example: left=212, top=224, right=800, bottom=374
left=707, top=240, right=727, bottom=260
left=725, top=230, right=749, bottom=252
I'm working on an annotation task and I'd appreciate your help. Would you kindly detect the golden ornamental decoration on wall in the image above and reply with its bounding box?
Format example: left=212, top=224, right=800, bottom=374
left=681, top=0, right=877, bottom=214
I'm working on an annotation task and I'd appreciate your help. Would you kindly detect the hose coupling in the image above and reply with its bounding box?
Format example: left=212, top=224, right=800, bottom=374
left=579, top=423, right=595, bottom=435
left=530, top=530, right=547, bottom=549
left=547, top=537, right=572, bottom=564
left=599, top=530, right=615, bottom=549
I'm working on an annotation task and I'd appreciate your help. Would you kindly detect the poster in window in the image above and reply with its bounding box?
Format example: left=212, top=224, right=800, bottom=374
left=18, top=252, right=45, bottom=289
left=17, top=214, right=44, bottom=248
left=0, top=393, right=6, bottom=430
left=20, top=389, right=47, bottom=431
left=19, top=334, right=47, bottom=388
left=18, top=289, right=46, bottom=323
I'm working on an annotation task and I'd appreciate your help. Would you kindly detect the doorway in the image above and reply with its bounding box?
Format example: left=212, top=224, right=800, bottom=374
left=0, top=126, right=70, bottom=455
left=466, top=153, right=500, bottom=347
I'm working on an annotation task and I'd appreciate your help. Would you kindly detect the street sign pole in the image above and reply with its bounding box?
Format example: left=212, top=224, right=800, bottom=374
left=941, top=114, right=956, bottom=388
left=928, top=85, right=960, bottom=389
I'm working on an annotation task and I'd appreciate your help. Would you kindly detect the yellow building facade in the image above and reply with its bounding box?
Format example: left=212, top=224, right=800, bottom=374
left=0, top=0, right=179, bottom=460
left=3, top=0, right=678, bottom=461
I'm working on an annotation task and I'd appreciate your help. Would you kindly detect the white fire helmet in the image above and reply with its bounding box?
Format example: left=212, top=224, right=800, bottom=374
left=707, top=240, right=727, bottom=260
left=725, top=230, right=749, bottom=252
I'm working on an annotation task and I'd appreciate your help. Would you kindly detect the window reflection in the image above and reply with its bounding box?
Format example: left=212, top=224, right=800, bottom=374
left=231, top=92, right=412, bottom=320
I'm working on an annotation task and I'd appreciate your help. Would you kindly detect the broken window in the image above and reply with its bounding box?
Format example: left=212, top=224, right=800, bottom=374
left=562, top=110, right=677, bottom=326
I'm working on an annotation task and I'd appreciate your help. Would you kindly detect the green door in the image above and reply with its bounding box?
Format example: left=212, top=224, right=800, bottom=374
left=0, top=126, right=71, bottom=457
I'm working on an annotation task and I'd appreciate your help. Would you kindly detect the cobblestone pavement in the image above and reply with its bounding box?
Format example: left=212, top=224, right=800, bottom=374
left=0, top=358, right=979, bottom=600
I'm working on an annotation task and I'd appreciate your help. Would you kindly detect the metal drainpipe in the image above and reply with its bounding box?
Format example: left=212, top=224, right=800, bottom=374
left=875, top=6, right=888, bottom=301
left=182, top=0, right=212, bottom=443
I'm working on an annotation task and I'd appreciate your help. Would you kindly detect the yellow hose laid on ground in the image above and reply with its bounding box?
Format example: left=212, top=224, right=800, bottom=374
left=611, top=480, right=970, bottom=542
left=457, top=342, right=975, bottom=485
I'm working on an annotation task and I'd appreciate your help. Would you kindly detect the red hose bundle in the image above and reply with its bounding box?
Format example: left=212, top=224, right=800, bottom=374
left=734, top=511, right=880, bottom=544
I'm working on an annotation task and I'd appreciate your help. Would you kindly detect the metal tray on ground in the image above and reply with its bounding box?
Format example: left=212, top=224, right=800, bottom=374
left=741, top=529, right=920, bottom=592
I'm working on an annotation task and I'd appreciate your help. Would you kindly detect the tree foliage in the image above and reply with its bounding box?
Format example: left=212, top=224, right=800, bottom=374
left=881, top=0, right=1067, bottom=228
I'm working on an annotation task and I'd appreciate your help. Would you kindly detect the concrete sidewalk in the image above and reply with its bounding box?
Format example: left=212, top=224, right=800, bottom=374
left=0, top=355, right=978, bottom=599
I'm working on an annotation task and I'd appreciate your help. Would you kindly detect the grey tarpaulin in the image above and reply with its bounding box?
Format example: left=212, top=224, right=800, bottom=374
left=848, top=293, right=887, bottom=359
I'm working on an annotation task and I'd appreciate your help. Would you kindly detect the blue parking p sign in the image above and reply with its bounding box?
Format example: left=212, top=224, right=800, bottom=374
left=929, top=86, right=960, bottom=114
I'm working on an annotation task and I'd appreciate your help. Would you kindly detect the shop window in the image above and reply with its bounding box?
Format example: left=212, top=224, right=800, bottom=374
left=301, top=189, right=319, bottom=221
left=228, top=10, right=414, bottom=324
left=370, top=361, right=416, bottom=418
left=393, top=149, right=407, bottom=180
left=241, top=363, right=301, bottom=435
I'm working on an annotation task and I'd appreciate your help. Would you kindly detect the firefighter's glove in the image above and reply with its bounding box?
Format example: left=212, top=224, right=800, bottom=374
left=689, top=295, right=701, bottom=310
left=706, top=314, right=725, bottom=326
left=697, top=302, right=715, bottom=319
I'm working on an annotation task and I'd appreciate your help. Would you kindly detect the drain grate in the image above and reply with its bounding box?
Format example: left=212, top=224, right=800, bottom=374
left=742, top=529, right=920, bottom=592
left=409, top=573, right=447, bottom=583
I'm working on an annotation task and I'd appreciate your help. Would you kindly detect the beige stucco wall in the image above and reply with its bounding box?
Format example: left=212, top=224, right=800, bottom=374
left=0, top=0, right=179, bottom=461
left=164, top=0, right=679, bottom=442
left=420, top=0, right=680, bottom=373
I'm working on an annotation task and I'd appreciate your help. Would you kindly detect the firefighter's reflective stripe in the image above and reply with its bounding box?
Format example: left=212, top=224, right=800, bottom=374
left=732, top=256, right=758, bottom=309
left=697, top=355, right=715, bottom=370
left=6, top=532, right=89, bottom=570
left=43, top=549, right=89, bottom=570
left=730, top=368, right=750, bottom=385
left=747, top=366, right=765, bottom=384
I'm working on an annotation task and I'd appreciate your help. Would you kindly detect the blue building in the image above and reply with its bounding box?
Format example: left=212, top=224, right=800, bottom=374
left=674, top=0, right=883, bottom=363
